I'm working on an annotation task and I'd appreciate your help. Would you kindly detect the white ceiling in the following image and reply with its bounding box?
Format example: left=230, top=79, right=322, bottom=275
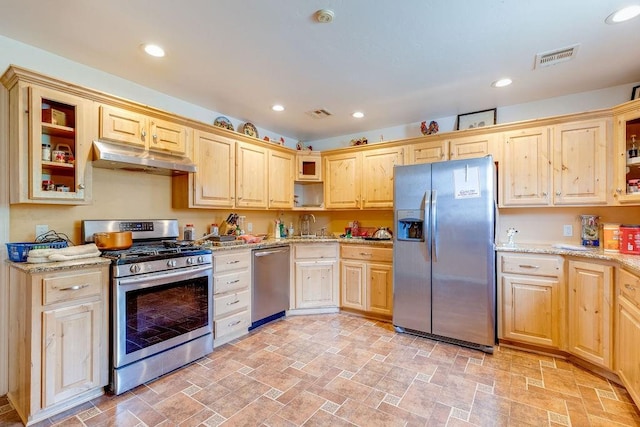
left=0, top=0, right=639, bottom=141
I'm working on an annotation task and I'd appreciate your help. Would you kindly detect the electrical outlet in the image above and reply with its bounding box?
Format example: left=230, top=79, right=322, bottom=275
left=563, top=225, right=573, bottom=237
left=247, top=222, right=253, bottom=232
left=35, top=224, right=49, bottom=238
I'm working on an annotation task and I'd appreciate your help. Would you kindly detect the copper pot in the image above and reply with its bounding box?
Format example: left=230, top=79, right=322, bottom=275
left=94, top=231, right=132, bottom=250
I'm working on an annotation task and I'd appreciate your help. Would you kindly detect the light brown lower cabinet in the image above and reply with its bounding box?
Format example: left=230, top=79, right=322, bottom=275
left=8, top=263, right=109, bottom=426
left=340, top=245, right=393, bottom=317
left=498, top=253, right=564, bottom=349
left=616, top=268, right=640, bottom=408
left=568, top=260, right=614, bottom=369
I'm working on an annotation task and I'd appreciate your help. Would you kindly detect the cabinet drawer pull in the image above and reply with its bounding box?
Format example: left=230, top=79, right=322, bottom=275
left=227, top=260, right=240, bottom=264
left=227, top=299, right=241, bottom=305
left=518, top=264, right=539, bottom=269
left=226, top=279, right=240, bottom=284
left=228, top=320, right=242, bottom=327
left=359, top=252, right=372, bottom=256
left=625, top=284, right=637, bottom=291
left=60, top=284, right=89, bottom=291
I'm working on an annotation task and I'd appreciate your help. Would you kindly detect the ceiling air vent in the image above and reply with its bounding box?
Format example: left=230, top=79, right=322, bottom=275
left=305, top=109, right=332, bottom=119
left=534, top=44, right=580, bottom=69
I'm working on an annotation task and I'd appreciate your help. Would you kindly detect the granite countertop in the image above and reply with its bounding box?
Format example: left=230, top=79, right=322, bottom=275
left=8, top=256, right=112, bottom=274
left=205, top=236, right=393, bottom=252
left=496, top=243, right=640, bottom=275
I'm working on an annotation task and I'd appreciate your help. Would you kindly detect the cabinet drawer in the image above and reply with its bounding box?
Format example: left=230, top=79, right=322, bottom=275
left=214, top=250, right=251, bottom=273
left=618, top=268, right=640, bottom=308
left=294, top=243, right=338, bottom=260
left=43, top=270, right=103, bottom=305
left=500, top=254, right=561, bottom=277
left=214, top=270, right=250, bottom=294
left=341, top=245, right=392, bottom=263
left=214, top=290, right=250, bottom=318
left=214, top=310, right=250, bottom=339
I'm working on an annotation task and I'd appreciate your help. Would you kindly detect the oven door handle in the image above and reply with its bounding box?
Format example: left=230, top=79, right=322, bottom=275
left=117, top=265, right=211, bottom=287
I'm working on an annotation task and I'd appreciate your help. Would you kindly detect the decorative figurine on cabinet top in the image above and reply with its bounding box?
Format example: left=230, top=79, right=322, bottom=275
left=421, top=120, right=439, bottom=135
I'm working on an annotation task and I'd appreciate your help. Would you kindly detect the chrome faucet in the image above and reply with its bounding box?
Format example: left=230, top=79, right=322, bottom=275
left=300, top=214, right=316, bottom=237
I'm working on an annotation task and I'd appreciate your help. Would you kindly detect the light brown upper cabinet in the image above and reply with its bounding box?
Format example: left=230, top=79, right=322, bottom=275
left=501, top=126, right=552, bottom=206
left=552, top=118, right=609, bottom=205
left=235, top=141, right=268, bottom=208
left=500, top=119, right=609, bottom=207
left=324, top=146, right=403, bottom=209
left=613, top=99, right=640, bottom=204
left=268, top=148, right=295, bottom=209
left=173, top=130, right=236, bottom=208
left=99, top=104, right=188, bottom=155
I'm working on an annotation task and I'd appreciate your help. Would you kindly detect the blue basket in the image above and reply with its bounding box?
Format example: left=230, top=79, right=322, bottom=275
left=6, top=241, right=69, bottom=262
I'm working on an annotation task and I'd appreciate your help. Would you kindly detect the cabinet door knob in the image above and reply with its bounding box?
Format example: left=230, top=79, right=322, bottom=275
left=77, top=184, right=85, bottom=190
left=616, top=188, right=623, bottom=194
left=141, top=129, right=146, bottom=138
left=542, top=192, right=548, bottom=197
left=556, top=191, right=561, bottom=196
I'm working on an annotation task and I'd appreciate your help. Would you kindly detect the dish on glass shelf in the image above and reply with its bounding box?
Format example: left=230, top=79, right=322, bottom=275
left=242, top=122, right=259, bottom=138
left=213, top=116, right=234, bottom=131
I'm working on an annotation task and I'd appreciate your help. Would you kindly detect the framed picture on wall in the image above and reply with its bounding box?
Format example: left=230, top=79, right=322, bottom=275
left=632, top=85, right=640, bottom=101
left=456, top=108, right=497, bottom=130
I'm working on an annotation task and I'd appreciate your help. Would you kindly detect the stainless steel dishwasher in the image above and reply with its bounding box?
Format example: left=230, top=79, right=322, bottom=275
left=250, top=244, right=290, bottom=329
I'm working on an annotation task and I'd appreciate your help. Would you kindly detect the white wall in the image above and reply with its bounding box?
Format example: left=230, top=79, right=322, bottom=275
left=310, top=83, right=639, bottom=151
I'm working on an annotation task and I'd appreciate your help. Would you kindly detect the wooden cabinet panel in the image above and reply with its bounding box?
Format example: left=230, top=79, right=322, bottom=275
left=324, top=152, right=361, bottom=209
left=361, top=146, right=403, bottom=208
left=406, top=140, right=447, bottom=164
left=617, top=295, right=640, bottom=408
left=448, top=134, right=497, bottom=161
left=568, top=260, right=613, bottom=368
left=99, top=104, right=187, bottom=155
left=501, top=274, right=562, bottom=347
left=341, top=261, right=366, bottom=310
left=192, top=131, right=235, bottom=208
left=367, top=263, right=393, bottom=316
left=236, top=141, right=268, bottom=208
left=269, top=149, right=295, bottom=208
left=99, top=104, right=147, bottom=148
left=43, top=301, right=102, bottom=407
left=295, top=261, right=337, bottom=309
left=213, top=249, right=251, bottom=346
left=553, top=119, right=608, bottom=205
left=43, top=270, right=103, bottom=305
left=501, top=127, right=551, bottom=206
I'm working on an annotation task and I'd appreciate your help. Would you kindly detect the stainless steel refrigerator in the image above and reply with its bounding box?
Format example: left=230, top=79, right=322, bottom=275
left=393, top=156, right=496, bottom=353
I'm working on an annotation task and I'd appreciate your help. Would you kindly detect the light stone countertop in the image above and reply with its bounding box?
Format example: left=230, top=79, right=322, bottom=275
left=8, top=256, right=112, bottom=274
left=496, top=243, right=640, bottom=276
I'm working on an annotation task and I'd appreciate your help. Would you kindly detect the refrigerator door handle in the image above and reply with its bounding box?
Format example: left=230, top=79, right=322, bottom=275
left=425, top=190, right=431, bottom=258
left=431, top=189, right=438, bottom=262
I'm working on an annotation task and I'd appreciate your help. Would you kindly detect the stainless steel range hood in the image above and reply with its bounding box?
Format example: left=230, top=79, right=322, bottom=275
left=92, top=140, right=196, bottom=175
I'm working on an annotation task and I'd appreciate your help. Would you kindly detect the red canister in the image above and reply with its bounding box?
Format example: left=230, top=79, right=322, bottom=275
left=619, top=225, right=640, bottom=254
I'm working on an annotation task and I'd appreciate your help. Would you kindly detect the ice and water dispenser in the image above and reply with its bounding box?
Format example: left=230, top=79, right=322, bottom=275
left=397, top=209, right=424, bottom=241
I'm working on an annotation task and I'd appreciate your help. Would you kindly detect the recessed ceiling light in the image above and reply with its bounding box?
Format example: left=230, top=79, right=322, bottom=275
left=492, top=78, right=513, bottom=88
left=352, top=111, right=364, bottom=119
left=606, top=5, right=640, bottom=24
left=272, top=104, right=285, bottom=112
left=143, top=44, right=165, bottom=57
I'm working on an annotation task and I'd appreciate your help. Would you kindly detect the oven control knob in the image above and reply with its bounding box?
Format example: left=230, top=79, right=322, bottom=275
left=167, top=260, right=177, bottom=268
left=129, top=264, right=141, bottom=274
left=186, top=257, right=194, bottom=265
left=197, top=256, right=204, bottom=263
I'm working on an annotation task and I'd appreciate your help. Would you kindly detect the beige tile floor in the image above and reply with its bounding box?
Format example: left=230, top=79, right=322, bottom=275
left=1, top=313, right=639, bottom=426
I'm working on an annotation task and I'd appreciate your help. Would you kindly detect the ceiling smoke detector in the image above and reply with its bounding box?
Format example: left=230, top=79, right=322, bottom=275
left=534, top=44, right=580, bottom=69
left=315, top=9, right=335, bottom=23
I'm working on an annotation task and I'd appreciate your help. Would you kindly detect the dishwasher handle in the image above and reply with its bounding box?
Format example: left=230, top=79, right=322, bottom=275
left=254, top=249, right=288, bottom=257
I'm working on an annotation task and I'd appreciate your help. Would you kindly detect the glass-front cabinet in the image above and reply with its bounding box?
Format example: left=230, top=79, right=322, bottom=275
left=3, top=78, right=92, bottom=204
left=614, top=99, right=640, bottom=204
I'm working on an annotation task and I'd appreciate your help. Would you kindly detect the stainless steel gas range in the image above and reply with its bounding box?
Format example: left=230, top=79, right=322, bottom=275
left=82, top=219, right=213, bottom=395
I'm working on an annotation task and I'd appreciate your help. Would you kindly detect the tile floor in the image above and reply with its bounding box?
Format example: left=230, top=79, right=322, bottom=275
left=1, top=313, right=639, bottom=426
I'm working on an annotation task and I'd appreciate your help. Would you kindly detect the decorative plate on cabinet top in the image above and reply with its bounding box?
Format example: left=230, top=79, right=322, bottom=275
left=213, top=116, right=234, bottom=131
left=242, top=122, right=259, bottom=138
